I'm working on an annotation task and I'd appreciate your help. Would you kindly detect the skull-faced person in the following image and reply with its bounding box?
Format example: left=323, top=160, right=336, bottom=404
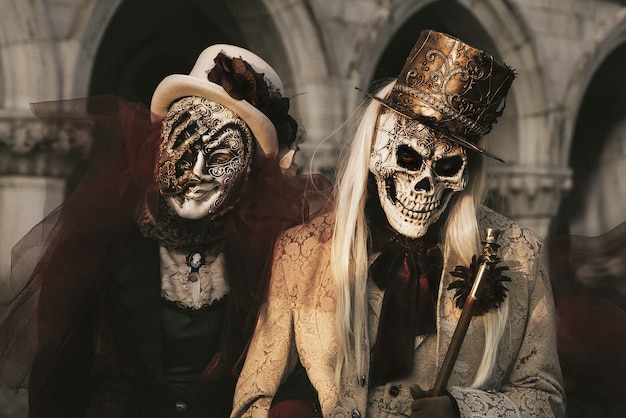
left=369, top=112, right=469, bottom=238
left=0, top=45, right=328, bottom=418
left=232, top=30, right=566, bottom=417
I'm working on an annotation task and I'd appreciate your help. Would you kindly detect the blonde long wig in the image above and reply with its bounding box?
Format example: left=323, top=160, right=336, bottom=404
left=330, top=81, right=509, bottom=388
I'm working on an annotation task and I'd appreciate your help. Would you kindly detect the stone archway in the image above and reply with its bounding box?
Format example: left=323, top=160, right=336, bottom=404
left=558, top=9, right=626, bottom=237
left=550, top=14, right=626, bottom=417
left=559, top=41, right=626, bottom=237
left=77, top=0, right=334, bottom=176
left=75, top=0, right=311, bottom=170
left=87, top=0, right=256, bottom=106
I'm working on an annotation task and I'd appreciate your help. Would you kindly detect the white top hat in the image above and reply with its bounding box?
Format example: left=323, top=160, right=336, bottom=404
left=150, top=44, right=284, bottom=158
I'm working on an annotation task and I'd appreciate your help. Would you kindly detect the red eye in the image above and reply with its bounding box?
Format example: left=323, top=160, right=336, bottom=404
left=397, top=145, right=423, bottom=170
left=433, top=156, right=464, bottom=177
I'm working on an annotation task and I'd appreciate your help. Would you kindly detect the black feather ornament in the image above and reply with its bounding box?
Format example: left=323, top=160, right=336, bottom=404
left=448, top=254, right=511, bottom=316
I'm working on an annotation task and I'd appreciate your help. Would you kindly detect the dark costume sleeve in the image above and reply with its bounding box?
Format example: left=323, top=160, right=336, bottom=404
left=28, top=314, right=94, bottom=417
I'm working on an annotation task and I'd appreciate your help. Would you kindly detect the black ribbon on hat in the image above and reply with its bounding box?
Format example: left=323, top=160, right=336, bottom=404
left=369, top=233, right=443, bottom=386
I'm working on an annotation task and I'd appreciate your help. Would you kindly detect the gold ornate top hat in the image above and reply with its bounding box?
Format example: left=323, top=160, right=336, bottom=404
left=367, top=29, right=516, bottom=162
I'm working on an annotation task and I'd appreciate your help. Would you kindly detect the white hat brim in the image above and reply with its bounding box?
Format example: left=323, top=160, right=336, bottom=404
left=150, top=68, right=279, bottom=157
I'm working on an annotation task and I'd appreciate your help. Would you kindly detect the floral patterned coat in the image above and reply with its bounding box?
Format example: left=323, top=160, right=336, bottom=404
left=231, top=206, right=565, bottom=417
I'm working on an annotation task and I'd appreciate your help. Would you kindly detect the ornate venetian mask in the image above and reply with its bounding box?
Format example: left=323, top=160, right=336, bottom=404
left=369, top=111, right=468, bottom=238
left=158, top=96, right=253, bottom=220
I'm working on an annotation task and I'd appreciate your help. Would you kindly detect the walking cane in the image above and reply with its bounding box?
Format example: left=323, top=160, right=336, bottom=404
left=432, top=228, right=501, bottom=396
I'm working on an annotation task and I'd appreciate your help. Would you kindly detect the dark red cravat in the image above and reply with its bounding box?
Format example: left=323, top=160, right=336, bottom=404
left=369, top=236, right=443, bottom=386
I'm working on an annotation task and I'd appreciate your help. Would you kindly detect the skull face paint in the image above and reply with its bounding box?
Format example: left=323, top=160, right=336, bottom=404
left=158, top=96, right=253, bottom=220
left=369, top=111, right=468, bottom=238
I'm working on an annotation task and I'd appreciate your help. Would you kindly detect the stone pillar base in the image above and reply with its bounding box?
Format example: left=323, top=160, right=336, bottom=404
left=0, top=176, right=65, bottom=285
left=487, top=164, right=573, bottom=239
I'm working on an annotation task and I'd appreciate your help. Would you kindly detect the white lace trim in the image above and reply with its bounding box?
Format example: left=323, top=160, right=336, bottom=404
left=159, top=246, right=230, bottom=309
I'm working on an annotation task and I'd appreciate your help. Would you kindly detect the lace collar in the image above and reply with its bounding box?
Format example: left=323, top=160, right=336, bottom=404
left=159, top=246, right=230, bottom=310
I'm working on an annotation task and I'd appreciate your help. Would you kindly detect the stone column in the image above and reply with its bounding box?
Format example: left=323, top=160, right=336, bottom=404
left=0, top=113, right=92, bottom=287
left=0, top=176, right=65, bottom=283
left=487, top=164, right=573, bottom=239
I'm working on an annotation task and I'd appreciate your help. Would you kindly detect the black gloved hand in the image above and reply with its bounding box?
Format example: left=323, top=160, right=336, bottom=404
left=410, top=385, right=460, bottom=418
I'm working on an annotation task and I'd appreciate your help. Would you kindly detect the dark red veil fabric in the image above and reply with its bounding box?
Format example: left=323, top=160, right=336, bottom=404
left=0, top=95, right=160, bottom=391
left=547, top=222, right=626, bottom=417
left=0, top=95, right=331, bottom=397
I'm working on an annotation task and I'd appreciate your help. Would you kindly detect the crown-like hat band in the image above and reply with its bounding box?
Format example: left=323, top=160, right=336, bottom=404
left=392, top=83, right=489, bottom=137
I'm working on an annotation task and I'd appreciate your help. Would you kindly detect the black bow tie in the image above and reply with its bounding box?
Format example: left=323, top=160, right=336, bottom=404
left=369, top=234, right=443, bottom=386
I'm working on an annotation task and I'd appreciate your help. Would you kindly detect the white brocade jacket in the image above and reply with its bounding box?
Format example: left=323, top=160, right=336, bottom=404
left=231, top=206, right=566, bottom=418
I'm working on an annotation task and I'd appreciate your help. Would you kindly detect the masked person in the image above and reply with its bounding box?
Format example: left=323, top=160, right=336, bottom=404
left=0, top=45, right=327, bottom=417
left=232, top=30, right=566, bottom=418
